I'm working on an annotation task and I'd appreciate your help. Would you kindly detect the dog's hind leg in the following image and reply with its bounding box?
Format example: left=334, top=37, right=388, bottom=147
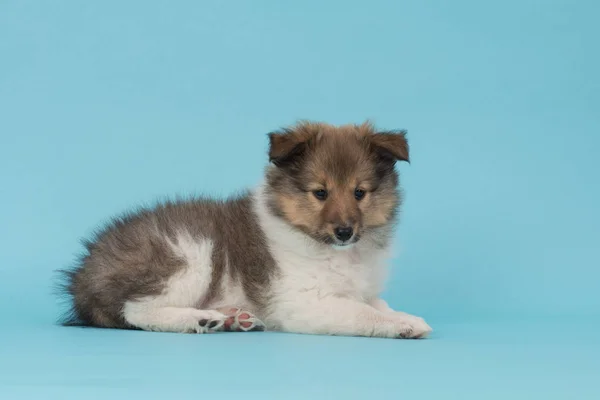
left=123, top=305, right=228, bottom=333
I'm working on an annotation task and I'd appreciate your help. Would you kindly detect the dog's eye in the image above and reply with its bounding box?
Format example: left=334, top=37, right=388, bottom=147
left=354, top=188, right=366, bottom=200
left=313, top=189, right=328, bottom=201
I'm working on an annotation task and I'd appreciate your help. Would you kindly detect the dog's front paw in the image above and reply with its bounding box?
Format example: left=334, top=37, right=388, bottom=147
left=391, top=314, right=432, bottom=339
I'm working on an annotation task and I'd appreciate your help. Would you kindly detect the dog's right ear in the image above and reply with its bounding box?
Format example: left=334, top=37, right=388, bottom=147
left=268, top=127, right=315, bottom=168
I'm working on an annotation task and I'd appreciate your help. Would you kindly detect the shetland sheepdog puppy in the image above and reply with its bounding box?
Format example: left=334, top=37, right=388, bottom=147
left=58, top=121, right=432, bottom=339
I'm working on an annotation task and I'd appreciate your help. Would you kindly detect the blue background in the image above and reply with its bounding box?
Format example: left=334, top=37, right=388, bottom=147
left=1, top=1, right=598, bottom=398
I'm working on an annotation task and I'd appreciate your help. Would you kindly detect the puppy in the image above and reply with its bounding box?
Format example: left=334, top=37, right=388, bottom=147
left=58, top=121, right=432, bottom=338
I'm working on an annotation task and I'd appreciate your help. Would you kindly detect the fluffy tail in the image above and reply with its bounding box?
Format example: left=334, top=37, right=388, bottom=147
left=53, top=267, right=87, bottom=326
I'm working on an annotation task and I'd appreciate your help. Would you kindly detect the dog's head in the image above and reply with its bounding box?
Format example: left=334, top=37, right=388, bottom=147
left=264, top=121, right=409, bottom=248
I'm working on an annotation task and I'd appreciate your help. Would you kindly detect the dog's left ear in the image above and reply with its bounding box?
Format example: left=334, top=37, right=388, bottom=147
left=368, top=130, right=410, bottom=163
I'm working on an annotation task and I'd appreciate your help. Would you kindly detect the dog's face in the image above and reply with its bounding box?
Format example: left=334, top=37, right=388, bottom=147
left=265, top=122, right=409, bottom=248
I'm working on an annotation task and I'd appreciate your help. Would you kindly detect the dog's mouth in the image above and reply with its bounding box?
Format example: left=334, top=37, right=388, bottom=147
left=331, top=242, right=356, bottom=250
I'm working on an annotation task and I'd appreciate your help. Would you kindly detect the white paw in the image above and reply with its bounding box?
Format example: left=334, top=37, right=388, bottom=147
left=391, top=313, right=432, bottom=339
left=188, top=310, right=227, bottom=334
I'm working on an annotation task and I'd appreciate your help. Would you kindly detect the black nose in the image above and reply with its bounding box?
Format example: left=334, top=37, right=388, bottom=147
left=334, top=227, right=354, bottom=242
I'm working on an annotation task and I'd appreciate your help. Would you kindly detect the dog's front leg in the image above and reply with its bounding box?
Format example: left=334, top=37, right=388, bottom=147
left=272, top=296, right=429, bottom=339
left=370, top=298, right=432, bottom=337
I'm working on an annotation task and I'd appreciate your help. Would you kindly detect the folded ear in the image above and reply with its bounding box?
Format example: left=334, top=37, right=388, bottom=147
left=268, top=127, right=316, bottom=167
left=368, top=130, right=410, bottom=163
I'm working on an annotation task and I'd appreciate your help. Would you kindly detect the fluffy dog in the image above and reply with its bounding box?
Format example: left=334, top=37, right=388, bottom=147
left=58, top=121, right=432, bottom=339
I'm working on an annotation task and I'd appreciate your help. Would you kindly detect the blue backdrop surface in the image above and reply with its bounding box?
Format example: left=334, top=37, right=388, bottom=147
left=1, top=1, right=599, bottom=399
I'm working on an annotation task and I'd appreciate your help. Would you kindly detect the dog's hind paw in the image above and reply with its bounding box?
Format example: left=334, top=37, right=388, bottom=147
left=216, top=307, right=266, bottom=332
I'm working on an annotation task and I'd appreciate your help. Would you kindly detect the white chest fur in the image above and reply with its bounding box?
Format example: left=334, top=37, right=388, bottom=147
left=273, top=244, right=388, bottom=302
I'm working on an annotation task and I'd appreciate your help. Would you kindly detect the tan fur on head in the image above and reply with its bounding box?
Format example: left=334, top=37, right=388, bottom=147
left=265, top=121, right=409, bottom=247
